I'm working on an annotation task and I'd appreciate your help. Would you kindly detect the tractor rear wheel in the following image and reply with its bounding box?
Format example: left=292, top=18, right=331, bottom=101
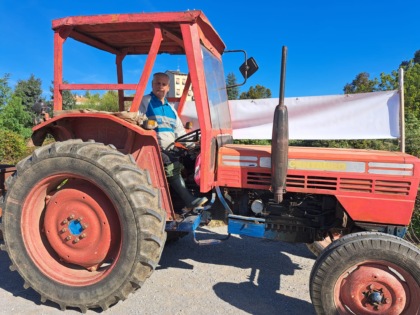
left=0, top=140, right=166, bottom=312
left=310, top=233, right=420, bottom=314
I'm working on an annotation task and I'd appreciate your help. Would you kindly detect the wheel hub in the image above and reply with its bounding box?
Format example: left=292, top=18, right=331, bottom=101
left=363, top=286, right=387, bottom=309
left=43, top=182, right=115, bottom=270
left=68, top=218, right=83, bottom=235
left=337, top=263, right=407, bottom=314
left=58, top=215, right=88, bottom=244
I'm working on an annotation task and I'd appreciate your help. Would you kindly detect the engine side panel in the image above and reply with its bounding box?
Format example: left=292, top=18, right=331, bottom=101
left=216, top=144, right=420, bottom=225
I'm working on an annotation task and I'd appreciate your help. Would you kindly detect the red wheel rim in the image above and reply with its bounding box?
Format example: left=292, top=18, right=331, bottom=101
left=334, top=260, right=419, bottom=315
left=21, top=175, right=122, bottom=286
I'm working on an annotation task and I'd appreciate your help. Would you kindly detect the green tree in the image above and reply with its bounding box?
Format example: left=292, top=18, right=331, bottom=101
left=343, top=72, right=378, bottom=94
left=0, top=95, right=33, bottom=138
left=239, top=84, right=271, bottom=99
left=404, top=62, right=420, bottom=118
left=414, top=50, right=420, bottom=64
left=14, top=74, right=44, bottom=111
left=226, top=73, right=239, bottom=100
left=405, top=111, right=420, bottom=157
left=402, top=57, right=420, bottom=157
left=98, top=90, right=118, bottom=111
left=0, top=73, right=12, bottom=109
left=49, top=81, right=76, bottom=110
left=0, top=129, right=28, bottom=164
left=378, top=71, right=398, bottom=91
left=84, top=91, right=91, bottom=99
left=83, top=91, right=101, bottom=108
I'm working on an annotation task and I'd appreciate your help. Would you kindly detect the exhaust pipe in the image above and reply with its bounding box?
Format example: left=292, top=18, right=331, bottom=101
left=271, top=46, right=289, bottom=203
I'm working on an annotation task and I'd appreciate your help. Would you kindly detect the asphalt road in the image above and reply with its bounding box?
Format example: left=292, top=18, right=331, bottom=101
left=0, top=226, right=317, bottom=315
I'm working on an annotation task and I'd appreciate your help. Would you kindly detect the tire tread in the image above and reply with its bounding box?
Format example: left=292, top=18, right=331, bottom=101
left=1, top=140, right=166, bottom=311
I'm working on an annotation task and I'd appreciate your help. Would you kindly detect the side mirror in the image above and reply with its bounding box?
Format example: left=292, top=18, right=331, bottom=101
left=225, top=50, right=259, bottom=88
left=239, top=57, right=259, bottom=80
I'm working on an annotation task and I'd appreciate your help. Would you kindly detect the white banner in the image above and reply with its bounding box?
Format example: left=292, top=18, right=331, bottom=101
left=179, top=90, right=400, bottom=140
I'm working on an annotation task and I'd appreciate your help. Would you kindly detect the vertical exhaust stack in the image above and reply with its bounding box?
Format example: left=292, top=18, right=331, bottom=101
left=271, top=46, right=289, bottom=203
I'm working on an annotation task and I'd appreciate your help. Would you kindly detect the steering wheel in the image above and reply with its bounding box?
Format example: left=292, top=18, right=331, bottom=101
left=175, top=129, right=201, bottom=143
left=165, top=129, right=201, bottom=151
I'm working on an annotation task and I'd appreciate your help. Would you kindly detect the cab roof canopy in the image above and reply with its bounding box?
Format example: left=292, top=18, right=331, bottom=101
left=52, top=10, right=225, bottom=56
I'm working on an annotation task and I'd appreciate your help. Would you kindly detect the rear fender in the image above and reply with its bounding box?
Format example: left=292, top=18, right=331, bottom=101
left=31, top=113, right=176, bottom=220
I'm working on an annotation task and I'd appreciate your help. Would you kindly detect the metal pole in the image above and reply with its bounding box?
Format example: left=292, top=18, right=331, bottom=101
left=399, top=68, right=405, bottom=153
left=271, top=46, right=289, bottom=204
left=279, top=46, right=287, bottom=106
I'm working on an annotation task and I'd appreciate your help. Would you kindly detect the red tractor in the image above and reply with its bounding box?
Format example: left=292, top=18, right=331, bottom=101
left=0, top=11, right=419, bottom=314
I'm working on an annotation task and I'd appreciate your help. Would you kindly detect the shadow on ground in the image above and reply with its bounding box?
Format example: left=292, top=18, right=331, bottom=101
left=159, top=227, right=317, bottom=315
left=0, top=241, right=103, bottom=313
left=0, top=225, right=316, bottom=315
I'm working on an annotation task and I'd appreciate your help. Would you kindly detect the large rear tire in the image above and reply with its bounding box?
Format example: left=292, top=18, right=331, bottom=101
left=310, top=233, right=420, bottom=314
left=0, top=140, right=166, bottom=312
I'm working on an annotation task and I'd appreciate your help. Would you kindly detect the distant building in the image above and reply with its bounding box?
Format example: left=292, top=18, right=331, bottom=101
left=74, top=94, right=101, bottom=106
left=75, top=95, right=89, bottom=106
left=165, top=70, right=194, bottom=101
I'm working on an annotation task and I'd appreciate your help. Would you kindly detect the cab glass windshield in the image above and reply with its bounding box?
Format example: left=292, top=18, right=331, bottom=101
left=201, top=45, right=231, bottom=130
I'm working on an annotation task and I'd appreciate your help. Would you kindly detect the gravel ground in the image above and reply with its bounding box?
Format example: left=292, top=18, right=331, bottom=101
left=0, top=225, right=317, bottom=315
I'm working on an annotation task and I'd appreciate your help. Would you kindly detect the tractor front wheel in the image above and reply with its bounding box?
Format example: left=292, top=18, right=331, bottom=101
left=0, top=140, right=166, bottom=312
left=310, top=233, right=420, bottom=314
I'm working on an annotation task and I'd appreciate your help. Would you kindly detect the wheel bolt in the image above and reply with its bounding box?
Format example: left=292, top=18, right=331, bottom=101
left=80, top=233, right=87, bottom=239
left=65, top=235, right=72, bottom=241
left=77, top=217, right=83, bottom=222
left=73, top=238, right=80, bottom=244
left=62, top=219, right=68, bottom=224
left=82, top=224, right=88, bottom=230
left=60, top=228, right=67, bottom=233
left=68, top=214, right=75, bottom=220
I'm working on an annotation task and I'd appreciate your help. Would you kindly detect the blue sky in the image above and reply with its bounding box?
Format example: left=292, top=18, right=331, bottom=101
left=0, top=0, right=419, bottom=99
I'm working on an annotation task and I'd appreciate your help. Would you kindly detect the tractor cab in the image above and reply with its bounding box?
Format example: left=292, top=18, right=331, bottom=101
left=33, top=10, right=257, bottom=220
